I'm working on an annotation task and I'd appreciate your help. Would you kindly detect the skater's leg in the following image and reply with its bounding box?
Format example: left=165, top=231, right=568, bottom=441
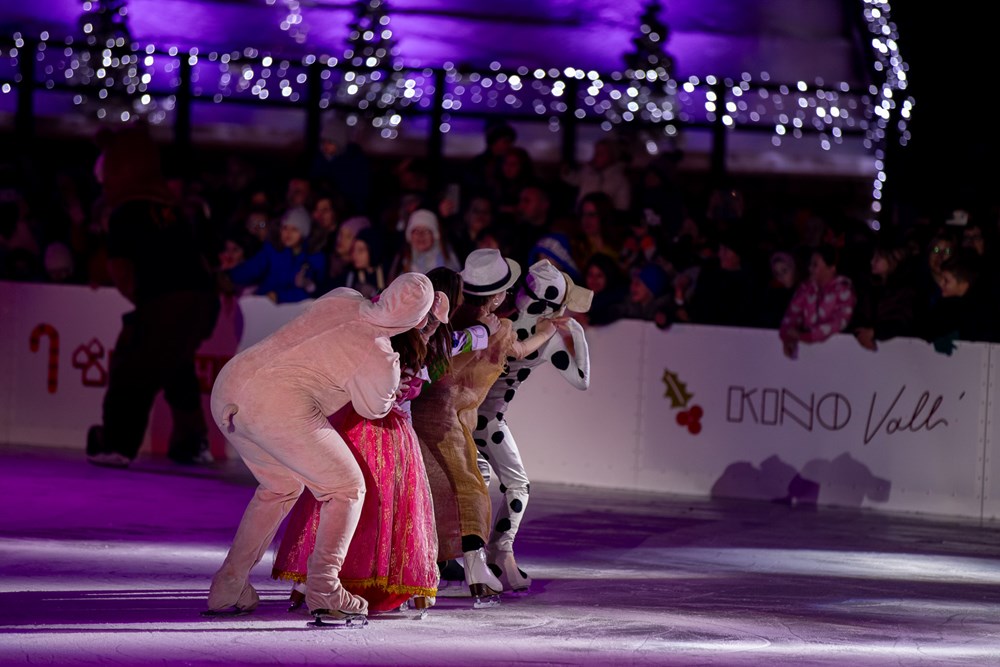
left=278, top=423, right=369, bottom=616
left=207, top=429, right=305, bottom=611
left=480, top=418, right=532, bottom=590
left=481, top=419, right=529, bottom=553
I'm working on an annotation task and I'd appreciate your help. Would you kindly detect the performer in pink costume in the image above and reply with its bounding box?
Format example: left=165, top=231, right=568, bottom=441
left=205, top=272, right=434, bottom=622
left=272, top=292, right=452, bottom=613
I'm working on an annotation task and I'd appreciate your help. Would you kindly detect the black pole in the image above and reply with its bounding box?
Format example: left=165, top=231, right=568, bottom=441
left=304, top=61, right=323, bottom=168
left=15, top=38, right=36, bottom=143
left=560, top=78, right=579, bottom=165
left=709, top=81, right=727, bottom=186
left=427, top=68, right=447, bottom=190
left=878, top=110, right=902, bottom=229
left=174, top=57, right=192, bottom=167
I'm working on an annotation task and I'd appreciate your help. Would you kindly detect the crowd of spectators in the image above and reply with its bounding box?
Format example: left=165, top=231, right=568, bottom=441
left=2, top=118, right=999, bottom=357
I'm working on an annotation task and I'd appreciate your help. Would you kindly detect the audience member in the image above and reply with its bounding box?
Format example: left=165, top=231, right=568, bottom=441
left=561, top=138, right=631, bottom=211
left=227, top=206, right=325, bottom=303
left=778, top=244, right=856, bottom=359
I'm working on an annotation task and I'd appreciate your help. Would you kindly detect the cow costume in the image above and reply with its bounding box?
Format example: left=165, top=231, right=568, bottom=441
left=474, top=260, right=592, bottom=591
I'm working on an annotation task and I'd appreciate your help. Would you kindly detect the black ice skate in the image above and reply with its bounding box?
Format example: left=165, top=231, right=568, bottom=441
left=200, top=606, right=252, bottom=618
left=308, top=609, right=368, bottom=628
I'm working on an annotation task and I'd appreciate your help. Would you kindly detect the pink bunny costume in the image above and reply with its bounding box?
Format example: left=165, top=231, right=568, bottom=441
left=206, top=272, right=434, bottom=617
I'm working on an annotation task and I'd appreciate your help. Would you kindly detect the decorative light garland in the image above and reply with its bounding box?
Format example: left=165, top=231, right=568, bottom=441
left=68, top=0, right=156, bottom=122
left=0, top=0, right=910, bottom=193
left=333, top=0, right=410, bottom=138
left=861, top=0, right=913, bottom=229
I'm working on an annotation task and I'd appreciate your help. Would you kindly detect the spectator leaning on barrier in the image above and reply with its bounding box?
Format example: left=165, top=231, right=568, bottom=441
left=226, top=206, right=326, bottom=303
left=779, top=243, right=856, bottom=359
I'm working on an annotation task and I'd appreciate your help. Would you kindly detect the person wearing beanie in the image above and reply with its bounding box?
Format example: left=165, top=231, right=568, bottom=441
left=389, top=208, right=461, bottom=279
left=410, top=249, right=564, bottom=605
left=527, top=232, right=582, bottom=284
left=597, top=260, right=675, bottom=325
left=43, top=242, right=76, bottom=283
left=227, top=205, right=326, bottom=303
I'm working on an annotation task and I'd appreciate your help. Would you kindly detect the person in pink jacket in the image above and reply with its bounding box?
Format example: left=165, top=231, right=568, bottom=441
left=204, top=272, right=434, bottom=624
left=779, top=244, right=857, bottom=359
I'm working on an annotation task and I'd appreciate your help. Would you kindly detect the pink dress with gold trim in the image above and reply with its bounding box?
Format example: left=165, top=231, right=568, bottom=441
left=271, top=371, right=438, bottom=612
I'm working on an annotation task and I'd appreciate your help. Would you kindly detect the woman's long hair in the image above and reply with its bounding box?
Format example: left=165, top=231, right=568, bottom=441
left=390, top=328, right=427, bottom=375
left=425, top=266, right=463, bottom=378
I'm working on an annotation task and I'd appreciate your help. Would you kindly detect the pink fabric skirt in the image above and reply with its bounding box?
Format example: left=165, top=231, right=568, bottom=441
left=272, top=407, right=439, bottom=612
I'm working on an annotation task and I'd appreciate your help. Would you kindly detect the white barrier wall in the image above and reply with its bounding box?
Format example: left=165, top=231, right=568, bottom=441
left=507, top=322, right=991, bottom=519
left=2, top=281, right=997, bottom=521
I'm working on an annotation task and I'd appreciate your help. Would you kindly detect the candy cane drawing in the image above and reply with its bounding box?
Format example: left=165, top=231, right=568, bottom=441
left=29, top=323, right=60, bottom=393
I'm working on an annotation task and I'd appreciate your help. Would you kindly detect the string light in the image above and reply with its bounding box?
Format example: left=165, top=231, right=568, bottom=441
left=861, top=0, right=912, bottom=228
left=65, top=0, right=156, bottom=121
left=337, top=0, right=407, bottom=138
left=1, top=1, right=910, bottom=171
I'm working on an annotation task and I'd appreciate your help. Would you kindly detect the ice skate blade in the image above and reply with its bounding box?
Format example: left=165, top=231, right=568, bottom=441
left=472, top=594, right=501, bottom=609
left=468, top=583, right=501, bottom=598
left=201, top=607, right=251, bottom=618
left=308, top=610, right=368, bottom=628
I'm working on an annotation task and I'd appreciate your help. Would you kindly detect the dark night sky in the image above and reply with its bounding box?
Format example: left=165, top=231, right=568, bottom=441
left=889, top=6, right=996, bottom=221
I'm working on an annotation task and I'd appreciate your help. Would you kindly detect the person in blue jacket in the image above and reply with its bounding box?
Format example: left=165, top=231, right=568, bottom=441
left=227, top=206, right=326, bottom=303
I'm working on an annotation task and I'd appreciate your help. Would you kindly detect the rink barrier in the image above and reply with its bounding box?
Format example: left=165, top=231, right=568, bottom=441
left=2, top=281, right=997, bottom=521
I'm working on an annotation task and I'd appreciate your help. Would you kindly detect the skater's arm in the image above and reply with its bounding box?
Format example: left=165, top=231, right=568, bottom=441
left=541, top=317, right=590, bottom=390
left=508, top=317, right=563, bottom=360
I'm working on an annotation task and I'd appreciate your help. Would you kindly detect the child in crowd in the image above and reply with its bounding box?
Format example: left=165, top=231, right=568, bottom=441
left=343, top=227, right=387, bottom=300
left=390, top=209, right=461, bottom=279
left=779, top=244, right=856, bottom=359
left=226, top=206, right=326, bottom=303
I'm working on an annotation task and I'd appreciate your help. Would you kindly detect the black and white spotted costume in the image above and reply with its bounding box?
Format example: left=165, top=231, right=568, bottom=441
left=473, top=260, right=591, bottom=590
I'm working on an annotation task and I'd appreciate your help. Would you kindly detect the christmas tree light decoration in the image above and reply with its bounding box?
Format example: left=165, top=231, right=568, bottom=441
left=860, top=0, right=913, bottom=226
left=602, top=0, right=678, bottom=136
left=66, top=0, right=154, bottom=121
left=338, top=0, right=408, bottom=138
left=0, top=1, right=912, bottom=190
left=266, top=0, right=309, bottom=45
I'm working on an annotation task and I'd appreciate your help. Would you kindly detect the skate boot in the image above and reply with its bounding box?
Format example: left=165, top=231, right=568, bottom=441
left=287, top=583, right=306, bottom=612
left=409, top=595, right=435, bottom=619
left=202, top=580, right=259, bottom=617
left=489, top=549, right=532, bottom=592
left=435, top=558, right=470, bottom=597
left=462, top=547, right=502, bottom=608
left=86, top=425, right=130, bottom=468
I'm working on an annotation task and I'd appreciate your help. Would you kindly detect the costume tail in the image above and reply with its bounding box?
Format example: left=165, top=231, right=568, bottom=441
left=220, top=404, right=239, bottom=431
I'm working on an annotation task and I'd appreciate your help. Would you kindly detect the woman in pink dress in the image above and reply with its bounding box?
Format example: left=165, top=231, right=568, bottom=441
left=272, top=292, right=451, bottom=612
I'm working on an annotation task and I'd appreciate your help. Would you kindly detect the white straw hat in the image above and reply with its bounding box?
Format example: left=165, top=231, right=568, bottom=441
left=460, top=248, right=521, bottom=296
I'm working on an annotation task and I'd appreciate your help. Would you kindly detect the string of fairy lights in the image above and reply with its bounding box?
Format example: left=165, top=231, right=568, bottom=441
left=0, top=0, right=912, bottom=223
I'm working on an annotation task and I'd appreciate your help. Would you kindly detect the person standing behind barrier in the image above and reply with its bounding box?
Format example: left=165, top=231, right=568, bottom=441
left=85, top=122, right=220, bottom=468
left=205, top=272, right=434, bottom=621
left=226, top=206, right=325, bottom=303
left=779, top=244, right=856, bottom=359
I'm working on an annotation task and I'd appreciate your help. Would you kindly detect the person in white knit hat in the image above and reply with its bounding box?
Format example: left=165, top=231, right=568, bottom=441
left=390, top=208, right=461, bottom=278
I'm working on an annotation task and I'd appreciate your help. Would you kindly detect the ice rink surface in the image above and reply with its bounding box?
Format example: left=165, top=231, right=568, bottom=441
left=1, top=444, right=999, bottom=666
